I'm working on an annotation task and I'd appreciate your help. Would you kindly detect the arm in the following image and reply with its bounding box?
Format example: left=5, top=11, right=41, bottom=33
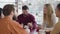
left=50, top=22, right=60, bottom=34
left=30, top=15, right=37, bottom=29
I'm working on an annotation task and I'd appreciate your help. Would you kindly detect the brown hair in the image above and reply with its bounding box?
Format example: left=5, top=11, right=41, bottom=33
left=3, top=4, right=15, bottom=16
left=57, top=3, right=60, bottom=10
left=22, top=5, right=29, bottom=10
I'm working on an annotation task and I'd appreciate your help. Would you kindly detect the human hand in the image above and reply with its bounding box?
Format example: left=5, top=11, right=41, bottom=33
left=28, top=22, right=33, bottom=28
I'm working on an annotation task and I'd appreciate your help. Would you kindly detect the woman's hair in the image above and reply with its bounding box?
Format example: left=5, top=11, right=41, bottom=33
left=44, top=4, right=53, bottom=14
left=0, top=8, right=2, bottom=18
left=44, top=4, right=53, bottom=27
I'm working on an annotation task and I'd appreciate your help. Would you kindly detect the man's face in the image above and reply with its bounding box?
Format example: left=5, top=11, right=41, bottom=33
left=55, top=8, right=60, bottom=17
left=22, top=10, right=28, bottom=14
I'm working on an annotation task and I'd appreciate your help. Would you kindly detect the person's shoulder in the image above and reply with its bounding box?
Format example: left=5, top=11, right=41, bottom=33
left=54, top=22, right=60, bottom=27
left=0, top=18, right=2, bottom=20
left=28, top=13, right=33, bottom=16
left=18, top=14, right=23, bottom=18
left=56, top=22, right=60, bottom=25
left=28, top=14, right=35, bottom=19
left=28, top=13, right=34, bottom=17
left=18, top=14, right=23, bottom=16
left=12, top=20, right=20, bottom=25
left=11, top=20, right=22, bottom=27
left=0, top=18, right=3, bottom=22
left=0, top=18, right=6, bottom=22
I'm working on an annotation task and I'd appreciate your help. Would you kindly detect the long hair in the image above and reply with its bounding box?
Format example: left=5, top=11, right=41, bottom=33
left=44, top=4, right=53, bottom=28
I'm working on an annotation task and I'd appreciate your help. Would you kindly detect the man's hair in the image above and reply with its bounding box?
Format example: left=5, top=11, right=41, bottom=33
left=0, top=8, right=2, bottom=16
left=57, top=3, right=60, bottom=10
left=22, top=5, right=29, bottom=10
left=3, top=4, right=15, bottom=16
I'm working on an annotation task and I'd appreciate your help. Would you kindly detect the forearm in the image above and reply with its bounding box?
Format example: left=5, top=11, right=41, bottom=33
left=33, top=22, right=37, bottom=29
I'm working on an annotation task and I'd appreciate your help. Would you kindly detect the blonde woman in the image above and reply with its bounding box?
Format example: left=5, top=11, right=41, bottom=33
left=43, top=4, right=54, bottom=28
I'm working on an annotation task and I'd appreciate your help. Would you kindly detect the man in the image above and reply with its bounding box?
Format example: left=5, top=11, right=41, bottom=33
left=17, top=5, right=37, bottom=31
left=0, top=4, right=28, bottom=34
left=50, top=3, right=60, bottom=34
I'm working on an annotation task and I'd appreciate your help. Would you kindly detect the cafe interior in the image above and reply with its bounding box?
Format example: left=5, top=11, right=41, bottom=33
left=0, top=0, right=60, bottom=34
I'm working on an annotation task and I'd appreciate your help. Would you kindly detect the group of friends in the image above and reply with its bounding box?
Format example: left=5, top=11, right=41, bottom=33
left=0, top=3, right=60, bottom=34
